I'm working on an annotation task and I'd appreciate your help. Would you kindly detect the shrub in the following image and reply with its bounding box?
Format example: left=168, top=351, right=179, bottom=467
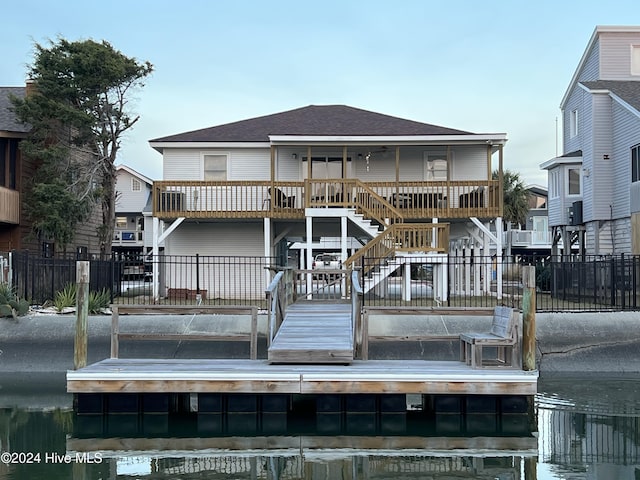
left=53, top=284, right=77, bottom=312
left=88, top=289, right=110, bottom=314
left=0, top=283, right=29, bottom=319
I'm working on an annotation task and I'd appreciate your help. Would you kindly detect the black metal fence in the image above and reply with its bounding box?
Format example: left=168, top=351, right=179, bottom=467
left=4, top=250, right=639, bottom=312
left=7, top=251, right=276, bottom=310
left=361, top=253, right=640, bottom=312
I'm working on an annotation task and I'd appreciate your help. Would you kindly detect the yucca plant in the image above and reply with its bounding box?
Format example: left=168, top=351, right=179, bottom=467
left=0, top=283, right=29, bottom=319
left=88, top=288, right=110, bottom=314
left=53, top=283, right=77, bottom=313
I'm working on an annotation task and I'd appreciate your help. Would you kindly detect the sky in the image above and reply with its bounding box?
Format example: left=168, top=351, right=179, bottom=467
left=1, top=0, right=638, bottom=187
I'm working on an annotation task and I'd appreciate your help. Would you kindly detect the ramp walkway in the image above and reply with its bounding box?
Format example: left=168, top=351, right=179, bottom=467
left=267, top=301, right=354, bottom=364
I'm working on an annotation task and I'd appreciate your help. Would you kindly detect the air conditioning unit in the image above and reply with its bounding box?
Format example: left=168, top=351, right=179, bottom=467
left=570, top=201, right=583, bottom=225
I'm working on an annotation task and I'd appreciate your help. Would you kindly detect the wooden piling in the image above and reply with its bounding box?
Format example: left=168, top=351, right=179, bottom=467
left=74, top=261, right=90, bottom=370
left=522, top=266, right=536, bottom=371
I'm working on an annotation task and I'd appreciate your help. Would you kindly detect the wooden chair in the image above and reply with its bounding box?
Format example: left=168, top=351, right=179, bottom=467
left=459, top=306, right=521, bottom=368
left=269, top=187, right=295, bottom=208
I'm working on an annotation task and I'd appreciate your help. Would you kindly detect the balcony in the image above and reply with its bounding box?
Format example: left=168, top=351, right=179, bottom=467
left=113, top=229, right=144, bottom=247
left=0, top=186, right=19, bottom=224
left=153, top=179, right=502, bottom=220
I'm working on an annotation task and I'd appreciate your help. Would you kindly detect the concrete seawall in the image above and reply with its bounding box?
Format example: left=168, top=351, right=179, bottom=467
left=1, top=311, right=640, bottom=374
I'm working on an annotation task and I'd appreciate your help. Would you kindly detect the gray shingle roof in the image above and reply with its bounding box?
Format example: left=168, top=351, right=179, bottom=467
left=581, top=81, right=640, bottom=112
left=0, top=87, right=29, bottom=133
left=150, top=105, right=472, bottom=143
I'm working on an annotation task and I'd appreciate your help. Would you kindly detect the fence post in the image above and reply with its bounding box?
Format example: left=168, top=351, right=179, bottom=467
left=74, top=261, right=90, bottom=370
left=522, top=265, right=536, bottom=371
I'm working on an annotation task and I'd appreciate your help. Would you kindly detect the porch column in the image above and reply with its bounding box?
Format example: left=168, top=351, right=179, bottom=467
left=341, top=215, right=347, bottom=298
left=496, top=217, right=503, bottom=301
left=152, top=217, right=160, bottom=302
left=306, top=215, right=313, bottom=298
left=402, top=260, right=411, bottom=302
left=264, top=217, right=272, bottom=289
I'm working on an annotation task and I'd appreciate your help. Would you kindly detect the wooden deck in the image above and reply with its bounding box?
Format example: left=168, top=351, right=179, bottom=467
left=268, top=302, right=354, bottom=364
left=66, top=358, right=538, bottom=395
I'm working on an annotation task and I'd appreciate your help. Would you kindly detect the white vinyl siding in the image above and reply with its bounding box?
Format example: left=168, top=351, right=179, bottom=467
left=115, top=170, right=152, bottom=214
left=599, top=32, right=640, bottom=80
left=163, top=149, right=201, bottom=180
left=588, top=93, right=614, bottom=221
left=612, top=101, right=640, bottom=216
left=163, top=148, right=270, bottom=181
left=580, top=40, right=600, bottom=82
left=163, top=222, right=266, bottom=300
left=563, top=88, right=589, bottom=155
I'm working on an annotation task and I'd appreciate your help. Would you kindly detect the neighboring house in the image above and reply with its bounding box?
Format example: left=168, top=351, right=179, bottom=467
left=0, top=85, right=30, bottom=252
left=0, top=81, right=102, bottom=256
left=149, top=105, right=508, bottom=301
left=541, top=26, right=640, bottom=256
left=504, top=185, right=552, bottom=257
left=113, top=164, right=154, bottom=257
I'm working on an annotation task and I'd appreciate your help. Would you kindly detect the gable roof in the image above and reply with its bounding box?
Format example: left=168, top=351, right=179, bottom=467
left=0, top=87, right=29, bottom=134
left=560, top=25, right=640, bottom=109
left=116, top=164, right=153, bottom=186
left=581, top=80, right=640, bottom=113
left=150, top=105, right=473, bottom=143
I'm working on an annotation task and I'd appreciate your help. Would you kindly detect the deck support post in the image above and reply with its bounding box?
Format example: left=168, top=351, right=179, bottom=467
left=74, top=261, right=89, bottom=370
left=341, top=215, right=347, bottom=298
left=264, top=217, right=272, bottom=289
left=306, top=216, right=313, bottom=298
left=522, top=266, right=536, bottom=371
left=402, top=261, right=411, bottom=301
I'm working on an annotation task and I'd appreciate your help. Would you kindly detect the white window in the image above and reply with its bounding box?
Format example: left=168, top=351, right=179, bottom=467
left=115, top=216, right=128, bottom=229
left=632, top=45, right=640, bottom=76
left=567, top=167, right=581, bottom=196
left=549, top=170, right=560, bottom=199
left=131, top=178, right=141, bottom=192
left=203, top=154, right=228, bottom=180
left=424, top=152, right=448, bottom=181
left=632, top=144, right=640, bottom=183
left=570, top=109, right=578, bottom=138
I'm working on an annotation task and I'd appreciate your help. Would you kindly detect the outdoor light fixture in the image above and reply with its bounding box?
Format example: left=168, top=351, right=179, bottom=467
left=292, top=153, right=298, bottom=159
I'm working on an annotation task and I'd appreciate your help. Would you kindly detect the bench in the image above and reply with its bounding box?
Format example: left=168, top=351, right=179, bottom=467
left=459, top=306, right=520, bottom=368
left=110, top=304, right=258, bottom=360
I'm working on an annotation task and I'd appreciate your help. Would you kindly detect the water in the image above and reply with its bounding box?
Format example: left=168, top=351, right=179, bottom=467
left=1, top=373, right=640, bottom=479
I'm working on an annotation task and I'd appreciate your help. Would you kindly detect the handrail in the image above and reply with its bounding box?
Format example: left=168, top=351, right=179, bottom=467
left=343, top=223, right=449, bottom=272
left=265, top=271, right=285, bottom=346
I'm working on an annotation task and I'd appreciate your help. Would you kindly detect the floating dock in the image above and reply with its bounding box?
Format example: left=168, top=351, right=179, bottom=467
left=66, top=358, right=537, bottom=395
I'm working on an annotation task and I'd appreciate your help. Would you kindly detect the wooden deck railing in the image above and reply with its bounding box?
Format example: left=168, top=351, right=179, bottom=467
left=0, top=186, right=19, bottom=224
left=343, top=223, right=449, bottom=271
left=305, top=179, right=403, bottom=226
left=153, top=179, right=501, bottom=219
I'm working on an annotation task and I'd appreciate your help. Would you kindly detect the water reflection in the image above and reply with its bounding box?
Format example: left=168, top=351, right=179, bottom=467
left=1, top=375, right=640, bottom=479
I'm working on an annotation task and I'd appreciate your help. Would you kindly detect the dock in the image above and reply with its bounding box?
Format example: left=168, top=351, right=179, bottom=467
left=67, top=273, right=539, bottom=415
left=66, top=358, right=538, bottom=395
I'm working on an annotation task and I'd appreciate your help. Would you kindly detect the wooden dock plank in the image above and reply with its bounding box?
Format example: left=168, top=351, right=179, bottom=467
left=67, top=358, right=538, bottom=395
left=268, top=302, right=354, bottom=364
